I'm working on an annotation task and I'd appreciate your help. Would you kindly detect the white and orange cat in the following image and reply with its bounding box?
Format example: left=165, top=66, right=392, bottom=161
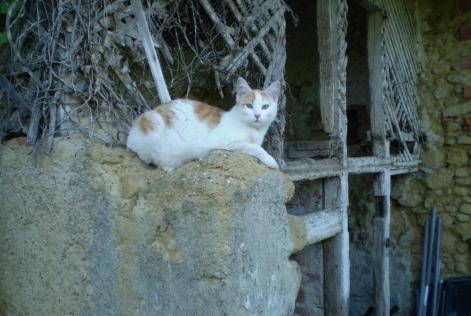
left=127, top=77, right=281, bottom=172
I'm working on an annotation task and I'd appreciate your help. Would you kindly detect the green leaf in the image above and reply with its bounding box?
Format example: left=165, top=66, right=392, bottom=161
left=0, top=32, right=7, bottom=47
left=0, top=0, right=22, bottom=17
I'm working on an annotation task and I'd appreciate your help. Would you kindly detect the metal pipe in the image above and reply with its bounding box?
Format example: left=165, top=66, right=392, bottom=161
left=430, top=217, right=442, bottom=316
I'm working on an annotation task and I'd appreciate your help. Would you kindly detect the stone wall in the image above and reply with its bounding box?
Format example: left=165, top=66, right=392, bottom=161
left=0, top=136, right=301, bottom=316
left=391, top=0, right=471, bottom=302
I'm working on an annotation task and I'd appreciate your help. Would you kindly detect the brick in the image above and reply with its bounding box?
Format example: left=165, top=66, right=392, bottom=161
left=464, top=116, right=471, bottom=131
left=464, top=56, right=471, bottom=69
left=465, top=86, right=471, bottom=100
left=459, top=0, right=471, bottom=12
left=459, top=24, right=471, bottom=41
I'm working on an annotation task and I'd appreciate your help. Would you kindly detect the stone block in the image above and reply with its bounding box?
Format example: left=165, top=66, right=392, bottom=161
left=443, top=102, right=471, bottom=117
left=459, top=203, right=471, bottom=214
left=457, top=135, right=471, bottom=144
left=434, top=86, right=449, bottom=100
left=421, top=150, right=445, bottom=168
left=453, top=187, right=469, bottom=196
left=392, top=176, right=425, bottom=207
left=424, top=168, right=454, bottom=189
left=456, top=177, right=471, bottom=185
left=447, top=147, right=469, bottom=166
left=455, top=168, right=469, bottom=177
left=457, top=213, right=471, bottom=222
left=0, top=136, right=301, bottom=316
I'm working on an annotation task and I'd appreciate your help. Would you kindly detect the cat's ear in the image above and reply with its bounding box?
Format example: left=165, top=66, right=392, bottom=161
left=235, top=77, right=252, bottom=100
left=264, top=80, right=281, bottom=103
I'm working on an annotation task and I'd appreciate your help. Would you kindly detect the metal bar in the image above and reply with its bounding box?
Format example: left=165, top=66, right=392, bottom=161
left=417, top=218, right=430, bottom=316
left=430, top=216, right=442, bottom=316
left=424, top=208, right=437, bottom=313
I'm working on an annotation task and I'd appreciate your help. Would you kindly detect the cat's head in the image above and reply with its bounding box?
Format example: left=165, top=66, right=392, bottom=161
left=234, top=77, right=281, bottom=128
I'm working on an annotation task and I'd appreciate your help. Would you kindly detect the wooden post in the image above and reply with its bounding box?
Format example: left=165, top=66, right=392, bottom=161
left=317, top=0, right=337, bottom=135
left=368, top=9, right=391, bottom=316
left=373, top=170, right=391, bottom=316
left=319, top=0, right=350, bottom=313
left=324, top=175, right=350, bottom=316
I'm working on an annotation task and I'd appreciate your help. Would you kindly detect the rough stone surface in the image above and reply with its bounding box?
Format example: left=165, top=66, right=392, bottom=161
left=390, top=2, right=471, bottom=312
left=447, top=147, right=468, bottom=166
left=424, top=168, right=454, bottom=190
left=457, top=135, right=471, bottom=144
left=442, top=102, right=471, bottom=117
left=392, top=176, right=425, bottom=207
left=421, top=150, right=446, bottom=168
left=0, top=136, right=300, bottom=316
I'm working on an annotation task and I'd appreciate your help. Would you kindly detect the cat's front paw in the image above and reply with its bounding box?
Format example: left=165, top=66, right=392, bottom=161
left=261, top=155, right=279, bottom=169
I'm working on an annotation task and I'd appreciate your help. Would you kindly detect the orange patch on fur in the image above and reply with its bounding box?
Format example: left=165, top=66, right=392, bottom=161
left=139, top=114, right=156, bottom=134
left=154, top=105, right=175, bottom=127
left=194, top=101, right=223, bottom=128
left=237, top=91, right=256, bottom=106
left=260, top=91, right=272, bottom=100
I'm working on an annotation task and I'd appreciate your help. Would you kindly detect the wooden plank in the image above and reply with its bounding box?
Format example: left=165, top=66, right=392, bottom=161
left=304, top=209, right=343, bottom=245
left=459, top=24, right=471, bottom=41
left=324, top=175, right=350, bottom=316
left=282, top=156, right=419, bottom=181
left=130, top=0, right=171, bottom=103
left=288, top=209, right=343, bottom=254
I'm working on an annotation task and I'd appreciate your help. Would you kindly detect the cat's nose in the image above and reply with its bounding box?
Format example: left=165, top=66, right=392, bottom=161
left=255, top=114, right=261, bottom=120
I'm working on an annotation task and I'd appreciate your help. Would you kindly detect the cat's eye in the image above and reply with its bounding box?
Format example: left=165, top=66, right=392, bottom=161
left=245, top=104, right=253, bottom=109
left=262, top=104, right=270, bottom=110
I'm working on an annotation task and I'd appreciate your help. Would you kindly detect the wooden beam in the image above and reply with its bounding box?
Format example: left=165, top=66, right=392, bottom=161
left=282, top=157, right=419, bottom=181
left=288, top=209, right=343, bottom=254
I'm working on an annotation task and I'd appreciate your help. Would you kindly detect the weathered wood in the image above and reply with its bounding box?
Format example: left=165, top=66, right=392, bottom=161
left=324, top=175, right=350, bottom=316
left=224, top=6, right=285, bottom=79
left=368, top=11, right=385, bottom=139
left=198, top=0, right=273, bottom=76
left=288, top=209, right=343, bottom=254
left=286, top=140, right=334, bottom=159
left=372, top=169, right=391, bottom=316
left=305, top=209, right=343, bottom=245
left=282, top=156, right=419, bottom=181
left=317, top=0, right=338, bottom=135
left=130, top=0, right=171, bottom=103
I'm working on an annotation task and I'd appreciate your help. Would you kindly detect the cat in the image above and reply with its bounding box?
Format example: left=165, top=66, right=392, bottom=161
left=126, top=77, right=281, bottom=172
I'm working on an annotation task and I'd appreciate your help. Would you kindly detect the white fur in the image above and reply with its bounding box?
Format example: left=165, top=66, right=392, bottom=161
left=127, top=78, right=280, bottom=172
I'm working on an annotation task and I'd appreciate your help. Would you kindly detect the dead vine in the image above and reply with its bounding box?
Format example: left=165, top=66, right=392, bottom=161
left=0, top=0, right=289, bottom=157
